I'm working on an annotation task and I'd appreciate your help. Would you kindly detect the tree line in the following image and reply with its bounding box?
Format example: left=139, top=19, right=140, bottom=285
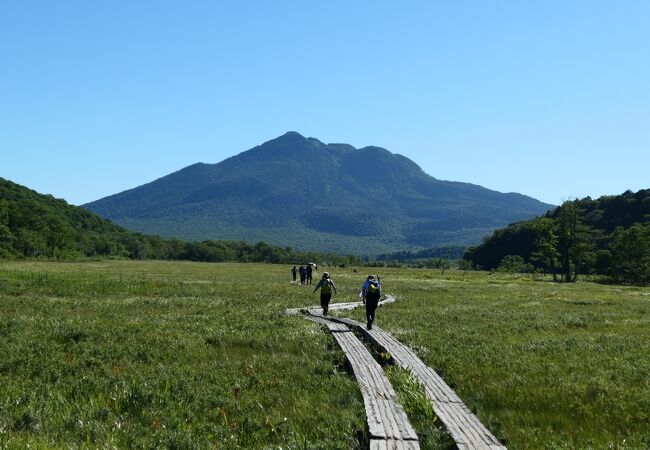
left=376, top=245, right=466, bottom=262
left=464, top=189, right=650, bottom=284
left=0, top=178, right=361, bottom=266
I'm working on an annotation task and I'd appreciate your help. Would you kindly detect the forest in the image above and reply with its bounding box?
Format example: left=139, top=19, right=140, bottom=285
left=464, top=189, right=650, bottom=283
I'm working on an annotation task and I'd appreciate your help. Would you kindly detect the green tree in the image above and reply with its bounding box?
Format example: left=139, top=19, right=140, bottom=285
left=497, top=255, right=534, bottom=273
left=608, top=223, right=650, bottom=283
left=530, top=217, right=560, bottom=280
left=0, top=199, right=14, bottom=257
left=556, top=202, right=595, bottom=282
left=458, top=258, right=473, bottom=273
left=15, top=229, right=48, bottom=257
left=594, top=249, right=613, bottom=274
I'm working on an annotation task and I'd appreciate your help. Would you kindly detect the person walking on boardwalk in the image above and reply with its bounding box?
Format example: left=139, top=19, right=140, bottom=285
left=361, top=275, right=382, bottom=330
left=291, top=265, right=298, bottom=282
left=313, top=272, right=337, bottom=315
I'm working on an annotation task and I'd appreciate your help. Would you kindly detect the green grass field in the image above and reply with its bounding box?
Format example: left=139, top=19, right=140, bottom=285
left=1, top=261, right=649, bottom=449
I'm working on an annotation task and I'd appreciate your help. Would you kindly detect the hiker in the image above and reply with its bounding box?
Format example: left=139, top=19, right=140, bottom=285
left=306, top=264, right=313, bottom=285
left=291, top=265, right=298, bottom=282
left=299, top=265, right=306, bottom=285
left=361, top=275, right=382, bottom=330
left=313, top=272, right=337, bottom=315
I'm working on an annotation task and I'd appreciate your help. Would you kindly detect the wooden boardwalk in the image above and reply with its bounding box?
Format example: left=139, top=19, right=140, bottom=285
left=332, top=316, right=506, bottom=450
left=290, top=294, right=506, bottom=450
left=306, top=315, right=420, bottom=449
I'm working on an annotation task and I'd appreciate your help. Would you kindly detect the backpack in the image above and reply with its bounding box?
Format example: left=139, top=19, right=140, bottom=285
left=321, top=280, right=332, bottom=294
left=367, top=281, right=379, bottom=295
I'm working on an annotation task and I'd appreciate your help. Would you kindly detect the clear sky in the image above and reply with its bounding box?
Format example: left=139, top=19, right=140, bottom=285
left=2, top=1, right=649, bottom=206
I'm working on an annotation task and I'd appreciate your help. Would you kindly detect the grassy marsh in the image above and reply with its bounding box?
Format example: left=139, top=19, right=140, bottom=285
left=345, top=269, right=650, bottom=449
left=1, top=261, right=649, bottom=449
left=0, top=261, right=366, bottom=449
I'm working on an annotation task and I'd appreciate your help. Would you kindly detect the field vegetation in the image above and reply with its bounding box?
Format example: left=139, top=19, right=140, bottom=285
left=345, top=269, right=650, bottom=448
left=0, top=261, right=367, bottom=448
left=1, top=261, right=649, bottom=449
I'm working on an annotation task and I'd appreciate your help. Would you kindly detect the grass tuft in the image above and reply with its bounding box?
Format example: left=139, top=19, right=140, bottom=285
left=385, top=366, right=454, bottom=450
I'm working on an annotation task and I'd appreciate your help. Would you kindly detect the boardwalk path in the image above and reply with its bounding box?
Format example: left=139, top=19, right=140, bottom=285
left=287, top=295, right=506, bottom=450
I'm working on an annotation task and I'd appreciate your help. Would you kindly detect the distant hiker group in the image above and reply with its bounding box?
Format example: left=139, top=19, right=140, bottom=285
left=291, top=264, right=316, bottom=285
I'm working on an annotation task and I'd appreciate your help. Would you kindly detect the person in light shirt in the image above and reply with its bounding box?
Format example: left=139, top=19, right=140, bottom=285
left=313, top=272, right=337, bottom=315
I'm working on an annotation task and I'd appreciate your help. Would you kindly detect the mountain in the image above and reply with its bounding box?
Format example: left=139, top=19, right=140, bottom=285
left=84, top=132, right=553, bottom=255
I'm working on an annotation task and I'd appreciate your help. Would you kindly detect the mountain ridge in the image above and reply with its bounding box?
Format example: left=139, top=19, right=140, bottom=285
left=84, top=132, right=553, bottom=255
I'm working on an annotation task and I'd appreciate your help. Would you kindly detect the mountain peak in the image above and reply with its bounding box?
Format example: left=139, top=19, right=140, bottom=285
left=282, top=131, right=304, bottom=138
left=259, top=131, right=314, bottom=148
left=255, top=132, right=326, bottom=157
left=269, top=131, right=307, bottom=144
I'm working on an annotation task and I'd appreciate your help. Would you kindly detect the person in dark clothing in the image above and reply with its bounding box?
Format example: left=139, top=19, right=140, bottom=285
left=306, top=264, right=313, bottom=285
left=361, top=275, right=382, bottom=330
left=291, top=265, right=298, bottom=282
left=299, top=265, right=306, bottom=285
left=313, top=272, right=337, bottom=315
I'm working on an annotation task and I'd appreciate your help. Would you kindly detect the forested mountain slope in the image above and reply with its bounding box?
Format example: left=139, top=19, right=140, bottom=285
left=85, top=132, right=552, bottom=255
left=464, top=189, right=650, bottom=283
left=0, top=178, right=358, bottom=264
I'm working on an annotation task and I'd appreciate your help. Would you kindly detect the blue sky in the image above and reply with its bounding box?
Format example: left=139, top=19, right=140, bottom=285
left=2, top=1, right=649, bottom=206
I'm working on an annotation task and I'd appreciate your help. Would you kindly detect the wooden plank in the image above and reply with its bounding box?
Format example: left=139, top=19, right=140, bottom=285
left=285, top=295, right=396, bottom=316
left=303, top=315, right=332, bottom=326
left=370, top=439, right=421, bottom=450
left=434, top=402, right=505, bottom=449
left=402, top=441, right=420, bottom=450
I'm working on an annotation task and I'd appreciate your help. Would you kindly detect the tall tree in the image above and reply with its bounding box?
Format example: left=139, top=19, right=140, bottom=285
left=530, top=217, right=560, bottom=281
left=555, top=202, right=595, bottom=282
